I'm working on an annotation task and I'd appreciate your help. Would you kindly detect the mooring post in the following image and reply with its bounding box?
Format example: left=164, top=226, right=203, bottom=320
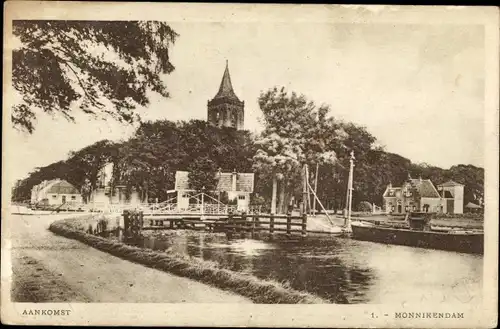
left=241, top=212, right=247, bottom=233
left=139, top=211, right=144, bottom=229
left=286, top=212, right=292, bottom=235
left=269, top=213, right=274, bottom=234
left=228, top=212, right=234, bottom=233
left=123, top=210, right=130, bottom=238
left=302, top=213, right=307, bottom=237
left=251, top=215, right=256, bottom=238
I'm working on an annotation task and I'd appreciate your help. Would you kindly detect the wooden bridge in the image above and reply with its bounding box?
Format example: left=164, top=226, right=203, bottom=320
left=123, top=210, right=308, bottom=238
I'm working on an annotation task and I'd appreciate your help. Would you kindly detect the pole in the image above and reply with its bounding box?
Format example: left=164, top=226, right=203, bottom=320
left=347, top=151, right=355, bottom=230
left=313, top=162, right=319, bottom=216
left=302, top=164, right=307, bottom=215
left=306, top=164, right=312, bottom=215
left=201, top=187, right=205, bottom=218
left=271, top=172, right=277, bottom=214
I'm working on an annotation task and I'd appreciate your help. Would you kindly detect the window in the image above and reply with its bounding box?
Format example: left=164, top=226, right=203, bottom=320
left=238, top=195, right=246, bottom=200
left=71, top=196, right=76, bottom=200
left=388, top=190, right=395, bottom=196
left=52, top=195, right=57, bottom=198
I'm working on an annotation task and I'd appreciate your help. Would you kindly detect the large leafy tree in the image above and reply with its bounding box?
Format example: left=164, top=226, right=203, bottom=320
left=188, top=157, right=218, bottom=193
left=12, top=20, right=177, bottom=133
left=254, top=87, right=345, bottom=214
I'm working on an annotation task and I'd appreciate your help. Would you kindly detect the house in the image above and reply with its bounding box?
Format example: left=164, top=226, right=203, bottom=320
left=89, top=163, right=141, bottom=208
left=382, top=176, right=464, bottom=214
left=174, top=170, right=254, bottom=212
left=31, top=179, right=83, bottom=206
left=436, top=180, right=464, bottom=214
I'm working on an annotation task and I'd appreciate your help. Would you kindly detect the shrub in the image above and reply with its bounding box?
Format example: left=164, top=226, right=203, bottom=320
left=357, top=201, right=372, bottom=212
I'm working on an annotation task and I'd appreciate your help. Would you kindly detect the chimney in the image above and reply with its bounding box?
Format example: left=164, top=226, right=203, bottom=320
left=232, top=169, right=237, bottom=191
left=419, top=176, right=422, bottom=182
left=388, top=181, right=392, bottom=188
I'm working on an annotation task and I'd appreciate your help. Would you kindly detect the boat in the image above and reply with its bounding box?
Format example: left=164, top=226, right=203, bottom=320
left=350, top=212, right=483, bottom=255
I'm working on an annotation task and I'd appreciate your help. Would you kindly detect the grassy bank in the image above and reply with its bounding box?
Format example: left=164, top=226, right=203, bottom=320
left=49, top=216, right=327, bottom=304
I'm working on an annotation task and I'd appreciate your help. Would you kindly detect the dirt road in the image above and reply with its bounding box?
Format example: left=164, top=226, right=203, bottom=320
left=7, top=213, right=250, bottom=303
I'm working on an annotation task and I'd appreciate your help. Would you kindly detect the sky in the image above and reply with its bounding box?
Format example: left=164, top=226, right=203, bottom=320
left=6, top=20, right=485, bottom=185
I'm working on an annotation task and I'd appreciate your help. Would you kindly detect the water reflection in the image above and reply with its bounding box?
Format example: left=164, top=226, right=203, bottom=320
left=126, top=233, right=482, bottom=304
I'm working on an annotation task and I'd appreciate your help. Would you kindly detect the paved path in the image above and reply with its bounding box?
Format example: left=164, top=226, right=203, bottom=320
left=7, top=213, right=250, bottom=303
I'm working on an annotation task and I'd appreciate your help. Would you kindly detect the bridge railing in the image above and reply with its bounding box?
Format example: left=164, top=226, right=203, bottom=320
left=134, top=211, right=308, bottom=237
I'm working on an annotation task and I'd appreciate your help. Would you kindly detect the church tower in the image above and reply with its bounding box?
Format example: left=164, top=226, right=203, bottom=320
left=207, top=61, right=244, bottom=130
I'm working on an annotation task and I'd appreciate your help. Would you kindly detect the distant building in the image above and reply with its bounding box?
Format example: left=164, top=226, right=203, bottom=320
left=174, top=170, right=254, bottom=212
left=207, top=61, right=245, bottom=130
left=89, top=163, right=141, bottom=207
left=31, top=179, right=83, bottom=206
left=436, top=180, right=464, bottom=214
left=382, top=177, right=464, bottom=214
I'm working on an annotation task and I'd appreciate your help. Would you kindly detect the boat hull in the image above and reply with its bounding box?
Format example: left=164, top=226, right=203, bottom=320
left=351, top=223, right=483, bottom=255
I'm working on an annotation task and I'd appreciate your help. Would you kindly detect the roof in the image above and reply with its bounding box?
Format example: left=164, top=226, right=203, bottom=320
left=175, top=171, right=254, bottom=193
left=409, top=179, right=441, bottom=198
left=383, top=179, right=441, bottom=198
left=438, top=180, right=463, bottom=187
left=442, top=190, right=454, bottom=198
left=383, top=187, right=401, bottom=197
left=465, top=202, right=482, bottom=209
left=209, top=61, right=243, bottom=104
left=44, top=180, right=80, bottom=195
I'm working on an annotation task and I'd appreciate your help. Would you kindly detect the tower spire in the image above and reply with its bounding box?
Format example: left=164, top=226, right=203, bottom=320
left=207, top=60, right=245, bottom=130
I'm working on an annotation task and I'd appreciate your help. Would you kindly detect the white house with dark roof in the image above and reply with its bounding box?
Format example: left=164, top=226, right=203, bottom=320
left=436, top=180, right=464, bottom=214
left=174, top=170, right=254, bottom=211
left=31, top=179, right=83, bottom=206
left=382, top=176, right=464, bottom=214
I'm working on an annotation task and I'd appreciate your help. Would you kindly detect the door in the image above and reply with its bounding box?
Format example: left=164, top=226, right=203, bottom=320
left=61, top=195, right=66, bottom=204
left=447, top=199, right=454, bottom=214
left=397, top=204, right=402, bottom=213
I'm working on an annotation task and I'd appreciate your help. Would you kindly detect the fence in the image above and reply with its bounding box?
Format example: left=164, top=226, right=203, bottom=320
left=124, top=211, right=308, bottom=238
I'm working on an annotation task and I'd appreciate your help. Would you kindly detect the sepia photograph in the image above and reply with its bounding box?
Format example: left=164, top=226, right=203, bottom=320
left=1, top=2, right=498, bottom=327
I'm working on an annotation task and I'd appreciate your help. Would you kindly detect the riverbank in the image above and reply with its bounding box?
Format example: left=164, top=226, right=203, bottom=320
left=307, top=213, right=483, bottom=233
left=49, top=216, right=328, bottom=304
left=9, top=213, right=250, bottom=303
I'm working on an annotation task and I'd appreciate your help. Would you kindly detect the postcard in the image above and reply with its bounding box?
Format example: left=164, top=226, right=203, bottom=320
left=2, top=2, right=498, bottom=327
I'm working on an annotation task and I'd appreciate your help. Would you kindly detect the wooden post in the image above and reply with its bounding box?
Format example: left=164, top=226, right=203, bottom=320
left=123, top=210, right=129, bottom=238
left=313, top=163, right=319, bottom=216
left=286, top=212, right=291, bottom=236
left=269, top=213, right=274, bottom=234
left=228, top=212, right=234, bottom=233
left=251, top=215, right=256, bottom=238
left=302, top=213, right=307, bottom=237
left=169, top=218, right=174, bottom=229
left=302, top=164, right=307, bottom=215
left=305, top=165, right=312, bottom=215
left=271, top=173, right=277, bottom=214
left=242, top=212, right=247, bottom=233
left=201, top=188, right=205, bottom=217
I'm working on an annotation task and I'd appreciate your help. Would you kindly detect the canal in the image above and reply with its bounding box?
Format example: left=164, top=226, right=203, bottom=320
left=126, top=232, right=483, bottom=304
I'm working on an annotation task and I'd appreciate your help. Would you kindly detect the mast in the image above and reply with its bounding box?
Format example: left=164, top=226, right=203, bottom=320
left=312, top=162, right=319, bottom=216
left=346, top=151, right=355, bottom=230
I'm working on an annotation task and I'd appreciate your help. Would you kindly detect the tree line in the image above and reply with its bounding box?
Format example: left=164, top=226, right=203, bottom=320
left=12, top=87, right=484, bottom=213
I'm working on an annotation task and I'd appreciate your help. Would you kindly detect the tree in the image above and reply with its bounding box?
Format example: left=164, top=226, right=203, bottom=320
left=188, top=157, right=218, bottom=193
left=12, top=20, right=177, bottom=133
left=254, top=87, right=344, bottom=214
